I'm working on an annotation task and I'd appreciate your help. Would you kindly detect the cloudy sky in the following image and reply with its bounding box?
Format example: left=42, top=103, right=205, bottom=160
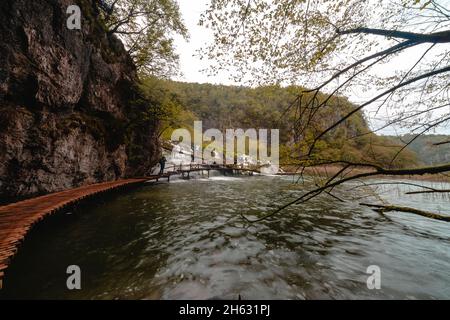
left=173, top=0, right=450, bottom=135
left=173, top=0, right=226, bottom=85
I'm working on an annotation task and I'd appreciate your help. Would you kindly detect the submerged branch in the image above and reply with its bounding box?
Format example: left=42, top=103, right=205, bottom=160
left=360, top=203, right=450, bottom=222
left=242, top=163, right=450, bottom=223
left=434, top=140, right=450, bottom=146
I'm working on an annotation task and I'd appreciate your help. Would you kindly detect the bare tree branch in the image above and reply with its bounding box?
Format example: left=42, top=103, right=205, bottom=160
left=360, top=203, right=450, bottom=222
left=307, top=65, right=450, bottom=156
left=338, top=27, right=450, bottom=43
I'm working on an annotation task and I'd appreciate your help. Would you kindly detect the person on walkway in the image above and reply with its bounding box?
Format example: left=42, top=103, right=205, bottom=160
left=211, top=148, right=217, bottom=165
left=159, top=156, right=167, bottom=174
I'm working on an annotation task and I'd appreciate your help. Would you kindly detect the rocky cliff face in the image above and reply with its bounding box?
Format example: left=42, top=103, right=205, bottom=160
left=0, top=0, right=160, bottom=201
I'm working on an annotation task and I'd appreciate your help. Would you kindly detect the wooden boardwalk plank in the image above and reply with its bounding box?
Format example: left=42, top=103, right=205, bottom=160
left=0, top=178, right=151, bottom=289
left=0, top=164, right=261, bottom=289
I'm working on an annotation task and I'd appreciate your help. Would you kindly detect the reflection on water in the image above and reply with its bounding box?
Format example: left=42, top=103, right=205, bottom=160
left=1, top=175, right=449, bottom=299
left=368, top=179, right=450, bottom=214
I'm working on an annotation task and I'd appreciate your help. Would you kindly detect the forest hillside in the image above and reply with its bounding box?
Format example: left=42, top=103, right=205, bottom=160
left=141, top=78, right=419, bottom=168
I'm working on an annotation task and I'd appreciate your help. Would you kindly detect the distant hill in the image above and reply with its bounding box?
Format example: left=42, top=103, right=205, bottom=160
left=140, top=78, right=419, bottom=168
left=386, top=135, right=450, bottom=165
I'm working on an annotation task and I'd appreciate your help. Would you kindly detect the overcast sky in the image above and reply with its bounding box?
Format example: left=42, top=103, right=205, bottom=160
left=173, top=0, right=226, bottom=85
left=173, top=0, right=450, bottom=135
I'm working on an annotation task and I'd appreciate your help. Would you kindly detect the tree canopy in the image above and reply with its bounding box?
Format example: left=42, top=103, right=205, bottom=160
left=200, top=0, right=450, bottom=219
left=98, top=0, right=188, bottom=77
left=200, top=0, right=449, bottom=137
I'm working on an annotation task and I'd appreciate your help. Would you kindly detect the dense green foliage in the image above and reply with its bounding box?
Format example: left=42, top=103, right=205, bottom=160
left=140, top=78, right=418, bottom=168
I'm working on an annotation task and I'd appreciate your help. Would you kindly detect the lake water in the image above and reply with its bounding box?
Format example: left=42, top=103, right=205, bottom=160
left=1, top=174, right=449, bottom=299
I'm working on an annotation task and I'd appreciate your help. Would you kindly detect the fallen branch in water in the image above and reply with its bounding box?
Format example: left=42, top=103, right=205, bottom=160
left=242, top=162, right=450, bottom=223
left=433, top=140, right=450, bottom=146
left=348, top=182, right=450, bottom=195
left=360, top=203, right=450, bottom=222
left=347, top=181, right=438, bottom=192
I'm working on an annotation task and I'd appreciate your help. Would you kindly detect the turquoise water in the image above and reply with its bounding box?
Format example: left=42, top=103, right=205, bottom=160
left=1, top=175, right=449, bottom=299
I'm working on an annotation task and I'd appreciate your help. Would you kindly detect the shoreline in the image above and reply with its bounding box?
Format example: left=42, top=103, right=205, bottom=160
left=280, top=165, right=450, bottom=183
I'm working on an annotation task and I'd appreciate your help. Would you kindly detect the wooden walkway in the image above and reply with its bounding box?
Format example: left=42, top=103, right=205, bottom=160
left=0, top=178, right=151, bottom=289
left=166, top=163, right=261, bottom=175
left=0, top=163, right=262, bottom=289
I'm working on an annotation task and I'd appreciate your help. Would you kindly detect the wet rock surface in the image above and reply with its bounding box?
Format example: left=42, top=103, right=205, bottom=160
left=0, top=0, right=159, bottom=200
